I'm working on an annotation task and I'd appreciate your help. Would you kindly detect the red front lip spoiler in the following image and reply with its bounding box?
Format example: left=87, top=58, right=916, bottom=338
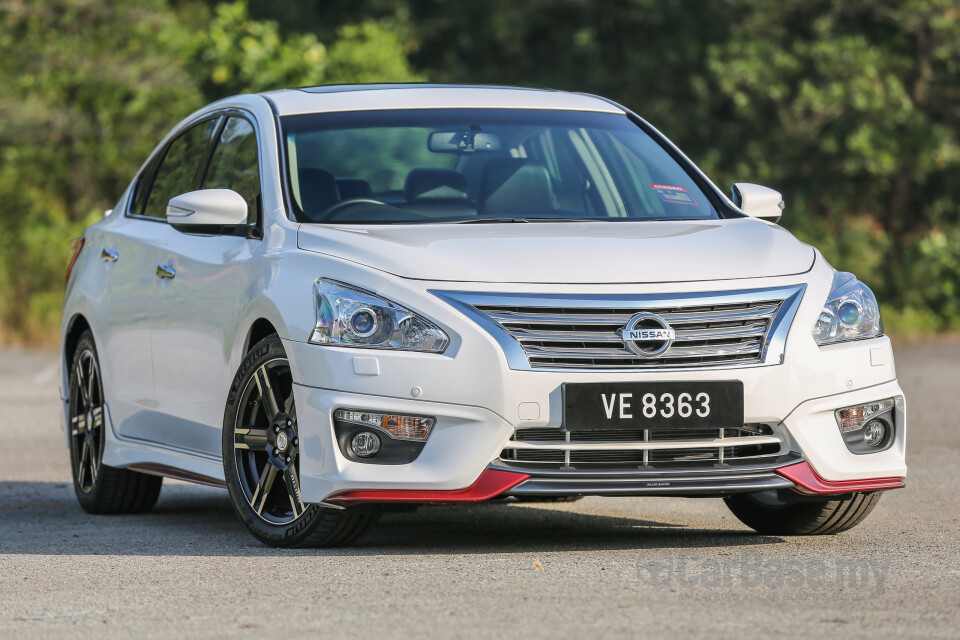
left=323, top=461, right=904, bottom=504
left=776, top=461, right=905, bottom=495
left=325, top=469, right=530, bottom=506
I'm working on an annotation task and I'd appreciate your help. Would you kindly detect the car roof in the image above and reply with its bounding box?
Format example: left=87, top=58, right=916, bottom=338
left=261, top=84, right=625, bottom=116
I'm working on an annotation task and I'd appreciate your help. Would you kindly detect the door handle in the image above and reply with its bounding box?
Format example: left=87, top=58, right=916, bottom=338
left=156, top=263, right=176, bottom=279
left=100, top=248, right=119, bottom=263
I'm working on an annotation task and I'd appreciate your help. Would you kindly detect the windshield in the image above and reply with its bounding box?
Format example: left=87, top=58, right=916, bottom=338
left=281, top=109, right=721, bottom=224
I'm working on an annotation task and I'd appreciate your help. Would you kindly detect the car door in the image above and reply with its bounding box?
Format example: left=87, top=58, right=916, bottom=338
left=107, top=117, right=220, bottom=444
left=150, top=114, right=262, bottom=455
left=97, top=169, right=171, bottom=439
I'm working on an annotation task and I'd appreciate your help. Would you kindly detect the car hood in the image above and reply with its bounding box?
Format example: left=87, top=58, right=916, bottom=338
left=296, top=218, right=815, bottom=284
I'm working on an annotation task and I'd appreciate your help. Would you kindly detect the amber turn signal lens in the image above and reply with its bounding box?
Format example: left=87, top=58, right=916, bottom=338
left=334, top=409, right=436, bottom=441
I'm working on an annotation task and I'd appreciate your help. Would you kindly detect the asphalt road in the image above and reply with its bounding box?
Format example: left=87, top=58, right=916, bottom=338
left=1, top=341, right=958, bottom=639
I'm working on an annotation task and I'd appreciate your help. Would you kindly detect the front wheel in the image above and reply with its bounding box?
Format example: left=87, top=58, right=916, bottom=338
left=222, top=336, right=376, bottom=547
left=724, top=491, right=882, bottom=535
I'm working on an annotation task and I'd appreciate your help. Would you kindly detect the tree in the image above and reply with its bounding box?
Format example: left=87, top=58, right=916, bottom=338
left=704, top=0, right=960, bottom=323
left=0, top=0, right=419, bottom=342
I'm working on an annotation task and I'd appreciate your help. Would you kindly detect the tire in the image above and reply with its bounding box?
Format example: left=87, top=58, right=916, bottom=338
left=222, top=335, right=376, bottom=548
left=68, top=330, right=162, bottom=514
left=724, top=491, right=882, bottom=535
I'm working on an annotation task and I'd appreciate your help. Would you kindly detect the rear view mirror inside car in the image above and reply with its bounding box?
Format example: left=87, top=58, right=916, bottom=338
left=428, top=130, right=501, bottom=153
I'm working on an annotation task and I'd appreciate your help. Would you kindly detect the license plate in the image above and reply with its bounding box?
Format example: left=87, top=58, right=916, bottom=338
left=562, top=381, right=744, bottom=431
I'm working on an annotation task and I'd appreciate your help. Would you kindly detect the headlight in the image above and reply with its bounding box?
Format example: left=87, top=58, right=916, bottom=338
left=811, top=271, right=882, bottom=345
left=309, top=279, right=449, bottom=352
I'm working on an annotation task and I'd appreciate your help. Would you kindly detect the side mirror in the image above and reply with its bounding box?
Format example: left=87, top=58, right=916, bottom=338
left=731, top=183, right=785, bottom=223
left=167, top=189, right=248, bottom=233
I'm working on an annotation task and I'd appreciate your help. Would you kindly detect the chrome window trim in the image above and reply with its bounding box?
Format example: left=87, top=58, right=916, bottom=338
left=431, top=284, right=806, bottom=372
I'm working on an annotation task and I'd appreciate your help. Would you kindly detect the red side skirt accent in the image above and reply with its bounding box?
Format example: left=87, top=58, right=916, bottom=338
left=325, top=469, right=530, bottom=506
left=776, top=461, right=905, bottom=495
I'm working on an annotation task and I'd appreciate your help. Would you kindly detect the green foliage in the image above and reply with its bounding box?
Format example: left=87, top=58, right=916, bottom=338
left=0, top=0, right=957, bottom=343
left=700, top=0, right=960, bottom=330
left=187, top=1, right=328, bottom=96
left=0, top=0, right=418, bottom=343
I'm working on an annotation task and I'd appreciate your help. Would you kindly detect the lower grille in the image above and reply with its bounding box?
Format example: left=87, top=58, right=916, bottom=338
left=500, top=424, right=784, bottom=470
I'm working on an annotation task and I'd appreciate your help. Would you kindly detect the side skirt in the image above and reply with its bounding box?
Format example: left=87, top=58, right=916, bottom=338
left=127, top=462, right=227, bottom=489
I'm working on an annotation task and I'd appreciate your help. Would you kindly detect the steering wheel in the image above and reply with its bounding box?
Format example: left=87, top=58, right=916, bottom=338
left=318, top=198, right=389, bottom=221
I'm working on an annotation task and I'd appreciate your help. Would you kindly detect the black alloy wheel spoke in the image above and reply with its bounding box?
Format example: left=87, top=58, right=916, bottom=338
left=91, top=406, right=103, bottom=430
left=251, top=463, right=278, bottom=515
left=85, top=356, right=96, bottom=409
left=77, top=442, right=90, bottom=487
left=89, top=444, right=99, bottom=484
left=254, top=366, right=283, bottom=421
left=76, top=358, right=91, bottom=407
left=234, top=426, right=270, bottom=451
left=71, top=413, right=85, bottom=437
left=284, top=392, right=297, bottom=434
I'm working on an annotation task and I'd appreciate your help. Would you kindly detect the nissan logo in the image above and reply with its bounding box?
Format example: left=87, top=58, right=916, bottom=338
left=620, top=312, right=676, bottom=358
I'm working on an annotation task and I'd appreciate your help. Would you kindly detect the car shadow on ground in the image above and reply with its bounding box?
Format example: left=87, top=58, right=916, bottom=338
left=0, top=481, right=784, bottom=556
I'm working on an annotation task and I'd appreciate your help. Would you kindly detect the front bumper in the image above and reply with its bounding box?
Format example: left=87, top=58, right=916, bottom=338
left=287, top=335, right=907, bottom=504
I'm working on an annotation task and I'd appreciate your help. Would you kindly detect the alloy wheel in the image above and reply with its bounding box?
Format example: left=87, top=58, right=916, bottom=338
left=232, top=358, right=306, bottom=525
left=69, top=348, right=104, bottom=493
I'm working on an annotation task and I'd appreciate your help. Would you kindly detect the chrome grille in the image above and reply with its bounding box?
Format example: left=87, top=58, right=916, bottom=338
left=431, top=285, right=806, bottom=371
left=500, top=424, right=785, bottom=470
left=475, top=300, right=782, bottom=369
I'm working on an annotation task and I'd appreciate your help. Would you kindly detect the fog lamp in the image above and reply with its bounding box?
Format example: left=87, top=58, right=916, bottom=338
left=863, top=420, right=887, bottom=447
left=350, top=432, right=381, bottom=457
left=334, top=409, right=436, bottom=441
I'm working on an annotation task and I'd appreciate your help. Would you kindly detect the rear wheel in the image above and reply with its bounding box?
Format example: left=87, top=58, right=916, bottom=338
left=222, top=336, right=376, bottom=547
left=724, top=491, right=882, bottom=535
left=68, top=331, right=162, bottom=514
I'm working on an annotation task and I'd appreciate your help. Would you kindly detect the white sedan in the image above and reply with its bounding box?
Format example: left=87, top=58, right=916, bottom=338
left=61, top=84, right=906, bottom=546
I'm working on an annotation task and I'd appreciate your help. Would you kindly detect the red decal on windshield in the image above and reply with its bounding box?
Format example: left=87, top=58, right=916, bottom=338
left=649, top=183, right=699, bottom=206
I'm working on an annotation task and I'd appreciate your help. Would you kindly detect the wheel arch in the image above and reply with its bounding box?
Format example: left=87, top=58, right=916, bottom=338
left=233, top=294, right=293, bottom=369
left=62, top=313, right=92, bottom=395
left=245, top=317, right=280, bottom=354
